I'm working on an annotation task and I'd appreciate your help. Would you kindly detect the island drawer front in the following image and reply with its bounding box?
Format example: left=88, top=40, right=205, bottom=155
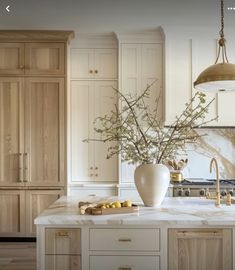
left=89, top=228, right=160, bottom=251
left=90, top=255, right=160, bottom=270
left=45, top=255, right=81, bottom=270
left=45, top=228, right=81, bottom=255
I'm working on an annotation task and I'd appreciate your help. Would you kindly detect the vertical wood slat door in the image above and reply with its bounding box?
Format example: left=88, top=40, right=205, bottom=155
left=168, top=228, right=233, bottom=270
left=0, top=190, right=25, bottom=233
left=0, top=43, right=25, bottom=75
left=24, top=78, right=65, bottom=187
left=0, top=78, right=24, bottom=186
left=25, top=43, right=65, bottom=75
left=25, top=190, right=64, bottom=233
left=45, top=255, right=81, bottom=270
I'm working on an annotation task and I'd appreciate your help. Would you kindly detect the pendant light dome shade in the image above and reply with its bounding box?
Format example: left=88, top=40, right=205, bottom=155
left=193, top=0, right=235, bottom=92
left=194, top=63, right=235, bottom=91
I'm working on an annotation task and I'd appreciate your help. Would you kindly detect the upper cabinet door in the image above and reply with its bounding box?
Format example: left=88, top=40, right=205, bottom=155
left=94, top=49, right=117, bottom=79
left=0, top=43, right=25, bottom=75
left=71, top=49, right=94, bottom=79
left=71, top=48, right=117, bottom=79
left=25, top=43, right=65, bottom=75
left=24, top=78, right=65, bottom=187
left=0, top=78, right=24, bottom=186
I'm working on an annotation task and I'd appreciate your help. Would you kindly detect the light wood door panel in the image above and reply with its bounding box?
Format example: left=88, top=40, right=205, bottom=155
left=168, top=228, right=233, bottom=270
left=94, top=81, right=118, bottom=182
left=0, top=190, right=25, bottom=233
left=45, top=228, right=81, bottom=255
left=71, top=49, right=94, bottom=79
left=25, top=190, right=64, bottom=233
left=45, top=255, right=81, bottom=270
left=94, top=49, right=117, bottom=79
left=0, top=78, right=24, bottom=186
left=0, top=43, right=25, bottom=75
left=70, top=81, right=92, bottom=182
left=25, top=78, right=65, bottom=186
left=25, top=43, right=65, bottom=75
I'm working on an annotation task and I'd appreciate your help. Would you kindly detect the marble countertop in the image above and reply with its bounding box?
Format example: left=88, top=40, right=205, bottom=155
left=35, top=196, right=235, bottom=226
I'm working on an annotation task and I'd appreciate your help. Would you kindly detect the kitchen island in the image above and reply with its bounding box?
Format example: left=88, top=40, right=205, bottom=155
left=35, top=196, right=235, bottom=270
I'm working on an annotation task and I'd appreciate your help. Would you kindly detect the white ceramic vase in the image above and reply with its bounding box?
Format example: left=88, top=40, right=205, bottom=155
left=134, top=164, right=170, bottom=207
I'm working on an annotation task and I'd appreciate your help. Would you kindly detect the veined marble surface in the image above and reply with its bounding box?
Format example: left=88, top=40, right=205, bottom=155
left=35, top=196, right=235, bottom=226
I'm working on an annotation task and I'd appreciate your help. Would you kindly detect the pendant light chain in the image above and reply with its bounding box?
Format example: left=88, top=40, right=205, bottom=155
left=215, top=0, right=229, bottom=63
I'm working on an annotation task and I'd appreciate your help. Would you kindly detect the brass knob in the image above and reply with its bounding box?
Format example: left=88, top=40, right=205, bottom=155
left=95, top=174, right=98, bottom=177
left=94, top=70, right=98, bottom=74
left=95, top=167, right=98, bottom=170
left=89, top=70, right=93, bottom=74
left=90, top=174, right=93, bottom=177
left=20, top=65, right=24, bottom=69
left=90, top=166, right=93, bottom=169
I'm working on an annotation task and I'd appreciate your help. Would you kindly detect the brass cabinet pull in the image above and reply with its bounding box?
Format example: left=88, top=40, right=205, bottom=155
left=89, top=70, right=93, bottom=74
left=55, top=231, right=69, bottom=237
left=177, top=230, right=222, bottom=238
left=95, top=174, right=98, bottom=177
left=94, top=70, right=98, bottom=74
left=23, top=153, right=29, bottom=182
left=19, top=153, right=24, bottom=182
left=118, top=238, right=132, bottom=242
left=95, top=167, right=98, bottom=170
left=119, top=267, right=132, bottom=270
left=90, top=166, right=93, bottom=169
left=19, top=65, right=24, bottom=69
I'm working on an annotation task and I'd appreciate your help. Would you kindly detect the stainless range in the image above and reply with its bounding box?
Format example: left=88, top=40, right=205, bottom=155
left=172, top=179, right=235, bottom=197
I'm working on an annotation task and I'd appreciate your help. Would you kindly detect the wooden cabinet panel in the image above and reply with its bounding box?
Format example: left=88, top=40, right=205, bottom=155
left=0, top=190, right=25, bottom=233
left=25, top=43, right=65, bottom=75
left=45, top=228, right=81, bottom=255
left=25, top=78, right=65, bottom=186
left=71, top=48, right=117, bottom=79
left=26, top=190, right=63, bottom=233
left=0, top=43, right=25, bottom=75
left=45, top=255, right=80, bottom=270
left=168, top=228, right=233, bottom=270
left=94, top=49, right=117, bottom=79
left=0, top=78, right=24, bottom=186
left=90, top=255, right=159, bottom=270
left=70, top=81, right=118, bottom=182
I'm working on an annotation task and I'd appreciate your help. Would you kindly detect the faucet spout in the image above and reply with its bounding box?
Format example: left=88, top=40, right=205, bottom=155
left=210, top=158, right=220, bottom=207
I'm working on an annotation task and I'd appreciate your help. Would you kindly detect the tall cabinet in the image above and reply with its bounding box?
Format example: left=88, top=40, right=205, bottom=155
left=69, top=34, right=118, bottom=197
left=116, top=29, right=165, bottom=202
left=0, top=30, right=74, bottom=236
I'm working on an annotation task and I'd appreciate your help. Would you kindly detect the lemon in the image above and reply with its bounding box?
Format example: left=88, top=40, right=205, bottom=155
left=123, top=200, right=132, bottom=207
left=112, top=201, right=121, bottom=208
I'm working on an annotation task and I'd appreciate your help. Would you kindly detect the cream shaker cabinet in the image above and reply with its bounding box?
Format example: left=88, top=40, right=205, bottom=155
left=71, top=48, right=117, bottom=79
left=70, top=80, right=118, bottom=183
left=168, top=228, right=233, bottom=270
left=0, top=30, right=73, bottom=236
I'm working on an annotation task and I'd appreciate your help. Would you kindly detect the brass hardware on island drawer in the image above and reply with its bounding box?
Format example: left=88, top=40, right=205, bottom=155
left=55, top=231, right=69, bottom=237
left=89, top=70, right=93, bottom=74
left=118, top=267, right=132, bottom=270
left=118, top=238, right=132, bottom=242
left=94, top=70, right=98, bottom=73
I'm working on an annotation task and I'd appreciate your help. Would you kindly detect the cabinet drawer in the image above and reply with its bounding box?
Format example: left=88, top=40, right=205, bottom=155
left=45, top=228, right=81, bottom=255
left=45, top=255, right=80, bottom=270
left=89, top=228, right=160, bottom=251
left=90, top=255, right=160, bottom=270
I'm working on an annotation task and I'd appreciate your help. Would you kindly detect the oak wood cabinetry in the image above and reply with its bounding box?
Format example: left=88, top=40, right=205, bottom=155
left=168, top=228, right=233, bottom=270
left=45, top=228, right=81, bottom=270
left=0, top=30, right=73, bottom=236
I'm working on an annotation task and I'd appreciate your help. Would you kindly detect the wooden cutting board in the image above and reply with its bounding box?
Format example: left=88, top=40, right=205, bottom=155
left=90, top=205, right=139, bottom=215
left=78, top=201, right=139, bottom=215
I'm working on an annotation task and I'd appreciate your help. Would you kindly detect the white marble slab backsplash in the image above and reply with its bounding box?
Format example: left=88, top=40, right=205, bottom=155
left=184, top=129, right=235, bottom=180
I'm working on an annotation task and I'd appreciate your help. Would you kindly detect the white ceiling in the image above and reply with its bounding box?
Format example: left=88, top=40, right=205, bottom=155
left=0, top=0, right=235, bottom=38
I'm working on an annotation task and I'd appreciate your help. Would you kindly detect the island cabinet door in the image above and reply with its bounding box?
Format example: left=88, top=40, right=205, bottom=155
left=45, top=228, right=81, bottom=255
left=45, top=255, right=80, bottom=270
left=168, top=228, right=233, bottom=270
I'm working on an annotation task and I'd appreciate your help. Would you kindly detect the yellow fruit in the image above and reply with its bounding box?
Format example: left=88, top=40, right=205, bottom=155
left=106, top=204, right=110, bottom=208
left=123, top=200, right=132, bottom=207
left=101, top=205, right=106, bottom=209
left=111, top=204, right=116, bottom=208
left=112, top=201, right=121, bottom=208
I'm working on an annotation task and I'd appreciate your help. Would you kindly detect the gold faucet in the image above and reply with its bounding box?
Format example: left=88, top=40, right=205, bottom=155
left=206, top=158, right=232, bottom=206
left=209, top=158, right=220, bottom=207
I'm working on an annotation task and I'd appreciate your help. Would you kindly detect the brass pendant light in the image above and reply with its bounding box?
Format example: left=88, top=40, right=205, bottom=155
left=194, top=0, right=235, bottom=92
